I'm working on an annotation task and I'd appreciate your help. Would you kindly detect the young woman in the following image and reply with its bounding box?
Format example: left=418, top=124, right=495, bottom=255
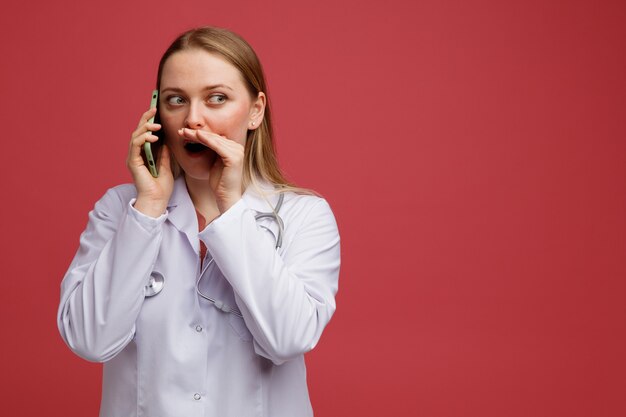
left=58, top=26, right=340, bottom=417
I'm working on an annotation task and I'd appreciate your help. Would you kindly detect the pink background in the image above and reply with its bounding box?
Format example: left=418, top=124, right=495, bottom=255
left=1, top=0, right=625, bottom=415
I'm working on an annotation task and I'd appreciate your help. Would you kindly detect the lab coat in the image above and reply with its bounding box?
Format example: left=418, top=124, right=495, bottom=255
left=57, top=176, right=340, bottom=417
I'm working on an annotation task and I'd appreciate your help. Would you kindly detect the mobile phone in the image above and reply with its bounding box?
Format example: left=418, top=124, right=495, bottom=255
left=143, top=89, right=160, bottom=177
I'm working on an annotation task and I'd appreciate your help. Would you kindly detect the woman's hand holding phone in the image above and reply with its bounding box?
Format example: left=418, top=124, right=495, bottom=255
left=127, top=106, right=174, bottom=218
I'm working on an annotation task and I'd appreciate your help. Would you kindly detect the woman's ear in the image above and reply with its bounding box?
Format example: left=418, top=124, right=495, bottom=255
left=248, top=92, right=266, bottom=130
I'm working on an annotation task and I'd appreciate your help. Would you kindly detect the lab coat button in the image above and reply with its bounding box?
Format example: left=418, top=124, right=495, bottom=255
left=194, top=393, right=201, bottom=400
left=195, top=325, right=203, bottom=332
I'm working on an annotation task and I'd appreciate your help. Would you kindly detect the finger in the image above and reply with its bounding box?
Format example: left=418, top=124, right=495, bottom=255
left=135, top=107, right=158, bottom=130
left=127, top=132, right=160, bottom=167
left=178, top=127, right=223, bottom=144
left=131, top=122, right=161, bottom=141
left=158, top=144, right=172, bottom=174
left=129, top=131, right=160, bottom=152
left=208, top=156, right=224, bottom=191
left=145, top=122, right=162, bottom=132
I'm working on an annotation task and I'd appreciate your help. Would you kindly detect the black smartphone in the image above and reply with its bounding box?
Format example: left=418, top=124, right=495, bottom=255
left=143, top=89, right=161, bottom=177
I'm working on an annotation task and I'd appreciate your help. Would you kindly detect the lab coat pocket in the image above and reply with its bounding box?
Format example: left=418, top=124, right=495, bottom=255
left=228, top=314, right=253, bottom=342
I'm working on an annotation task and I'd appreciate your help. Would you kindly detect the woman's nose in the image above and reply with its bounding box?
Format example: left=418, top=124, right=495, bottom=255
left=184, top=103, right=205, bottom=129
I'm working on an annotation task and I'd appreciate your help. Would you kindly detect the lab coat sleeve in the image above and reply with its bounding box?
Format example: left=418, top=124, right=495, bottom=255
left=57, top=186, right=167, bottom=362
left=201, top=197, right=340, bottom=365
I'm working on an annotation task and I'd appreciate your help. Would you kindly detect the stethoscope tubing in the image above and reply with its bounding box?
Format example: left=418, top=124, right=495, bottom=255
left=195, top=192, right=285, bottom=316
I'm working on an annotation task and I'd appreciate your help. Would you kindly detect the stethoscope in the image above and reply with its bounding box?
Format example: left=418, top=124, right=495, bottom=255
left=144, top=193, right=286, bottom=319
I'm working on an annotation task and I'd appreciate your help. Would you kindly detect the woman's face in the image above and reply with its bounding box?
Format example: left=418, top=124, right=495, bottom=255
left=158, top=48, right=264, bottom=180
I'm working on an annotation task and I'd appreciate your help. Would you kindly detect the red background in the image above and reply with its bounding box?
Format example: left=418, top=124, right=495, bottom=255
left=1, top=0, right=625, bottom=416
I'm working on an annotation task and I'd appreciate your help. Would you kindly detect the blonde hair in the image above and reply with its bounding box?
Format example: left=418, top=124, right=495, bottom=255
left=156, top=26, right=312, bottom=196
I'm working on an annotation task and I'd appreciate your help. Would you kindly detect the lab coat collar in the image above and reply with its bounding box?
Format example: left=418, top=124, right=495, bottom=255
left=166, top=176, right=199, bottom=252
left=165, top=176, right=281, bottom=252
left=241, top=180, right=282, bottom=214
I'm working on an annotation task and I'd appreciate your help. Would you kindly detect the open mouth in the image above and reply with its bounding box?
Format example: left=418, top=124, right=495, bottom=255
left=184, top=142, right=209, bottom=153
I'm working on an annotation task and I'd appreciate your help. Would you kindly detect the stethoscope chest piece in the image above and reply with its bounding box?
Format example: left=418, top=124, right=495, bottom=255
left=145, top=271, right=164, bottom=297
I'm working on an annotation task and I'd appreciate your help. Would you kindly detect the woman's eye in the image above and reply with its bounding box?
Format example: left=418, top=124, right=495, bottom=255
left=166, top=96, right=185, bottom=105
left=208, top=94, right=227, bottom=104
